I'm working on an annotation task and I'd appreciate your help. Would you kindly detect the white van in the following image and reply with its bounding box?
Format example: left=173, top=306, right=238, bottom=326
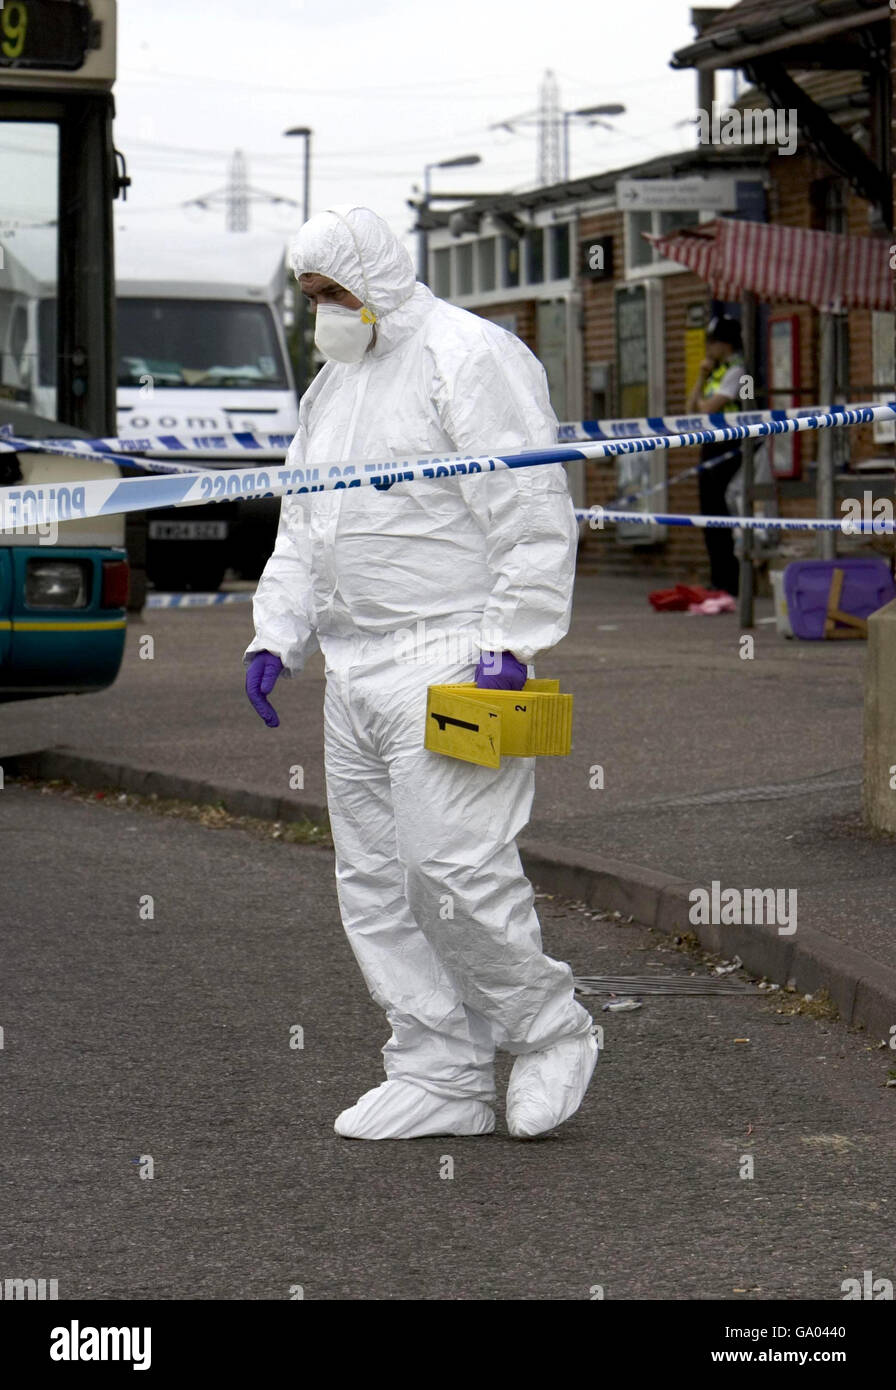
left=1, top=228, right=300, bottom=591
left=114, top=228, right=299, bottom=590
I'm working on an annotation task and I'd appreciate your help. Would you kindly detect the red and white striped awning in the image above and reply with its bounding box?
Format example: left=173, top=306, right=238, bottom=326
left=646, top=218, right=894, bottom=312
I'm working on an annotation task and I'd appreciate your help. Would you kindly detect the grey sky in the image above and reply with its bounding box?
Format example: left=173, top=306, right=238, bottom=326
left=114, top=0, right=736, bottom=246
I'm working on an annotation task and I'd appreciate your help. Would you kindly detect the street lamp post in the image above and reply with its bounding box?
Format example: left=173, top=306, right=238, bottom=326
left=562, top=103, right=626, bottom=181
left=284, top=125, right=312, bottom=394
left=418, top=153, right=481, bottom=285
left=284, top=124, right=312, bottom=224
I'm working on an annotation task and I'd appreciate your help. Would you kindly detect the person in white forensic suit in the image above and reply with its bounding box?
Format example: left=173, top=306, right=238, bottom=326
left=244, top=204, right=597, bottom=1141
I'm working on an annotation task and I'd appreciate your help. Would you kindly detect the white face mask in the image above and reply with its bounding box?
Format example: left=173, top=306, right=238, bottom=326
left=314, top=303, right=374, bottom=363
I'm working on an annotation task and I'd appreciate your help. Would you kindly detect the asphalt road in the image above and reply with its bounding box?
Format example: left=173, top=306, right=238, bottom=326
left=2, top=783, right=894, bottom=1301
left=5, top=573, right=892, bottom=968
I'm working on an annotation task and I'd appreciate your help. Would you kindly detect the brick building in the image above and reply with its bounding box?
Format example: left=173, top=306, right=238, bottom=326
left=422, top=0, right=894, bottom=582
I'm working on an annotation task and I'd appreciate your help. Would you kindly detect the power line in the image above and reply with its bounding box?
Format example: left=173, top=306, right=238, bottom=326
left=119, top=65, right=525, bottom=97
left=117, top=123, right=498, bottom=163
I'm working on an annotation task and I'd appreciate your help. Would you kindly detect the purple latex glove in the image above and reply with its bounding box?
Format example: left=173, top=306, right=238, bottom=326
left=246, top=649, right=284, bottom=727
left=474, top=650, right=528, bottom=691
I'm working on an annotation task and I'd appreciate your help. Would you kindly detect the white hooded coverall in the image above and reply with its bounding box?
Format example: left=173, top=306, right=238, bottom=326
left=246, top=205, right=593, bottom=1104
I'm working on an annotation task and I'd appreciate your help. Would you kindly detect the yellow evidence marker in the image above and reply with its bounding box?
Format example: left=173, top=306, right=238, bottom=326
left=424, top=679, right=573, bottom=769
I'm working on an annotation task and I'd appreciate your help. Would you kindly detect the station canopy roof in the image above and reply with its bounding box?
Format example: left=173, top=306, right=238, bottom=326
left=671, top=0, right=889, bottom=71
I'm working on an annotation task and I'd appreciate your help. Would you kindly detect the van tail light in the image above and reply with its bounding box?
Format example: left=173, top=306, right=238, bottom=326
left=101, top=559, right=130, bottom=609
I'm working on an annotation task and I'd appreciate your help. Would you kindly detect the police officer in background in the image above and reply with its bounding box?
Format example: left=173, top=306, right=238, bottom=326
left=686, top=314, right=744, bottom=597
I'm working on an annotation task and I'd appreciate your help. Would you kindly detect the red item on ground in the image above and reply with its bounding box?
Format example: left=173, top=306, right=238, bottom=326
left=648, top=584, right=730, bottom=612
left=688, top=594, right=737, bottom=614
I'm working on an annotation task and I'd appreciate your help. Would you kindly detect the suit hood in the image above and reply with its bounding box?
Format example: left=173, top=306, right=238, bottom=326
left=288, top=204, right=418, bottom=321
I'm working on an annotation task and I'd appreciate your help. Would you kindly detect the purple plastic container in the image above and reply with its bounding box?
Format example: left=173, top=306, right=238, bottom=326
left=783, top=557, right=896, bottom=640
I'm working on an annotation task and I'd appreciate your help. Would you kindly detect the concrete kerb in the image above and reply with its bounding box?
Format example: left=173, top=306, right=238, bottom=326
left=3, top=748, right=331, bottom=830
left=7, top=747, right=896, bottom=1041
left=517, top=839, right=895, bottom=1041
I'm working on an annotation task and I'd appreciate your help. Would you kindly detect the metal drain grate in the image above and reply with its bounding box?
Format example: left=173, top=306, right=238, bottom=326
left=574, top=974, right=763, bottom=996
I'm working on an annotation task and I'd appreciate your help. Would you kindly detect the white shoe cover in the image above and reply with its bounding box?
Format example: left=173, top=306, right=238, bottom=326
left=334, top=1079, right=496, bottom=1140
left=505, top=1029, right=599, bottom=1139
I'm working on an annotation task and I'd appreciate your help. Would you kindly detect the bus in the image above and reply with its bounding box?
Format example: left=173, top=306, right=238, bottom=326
left=0, top=0, right=130, bottom=700
left=114, top=228, right=298, bottom=592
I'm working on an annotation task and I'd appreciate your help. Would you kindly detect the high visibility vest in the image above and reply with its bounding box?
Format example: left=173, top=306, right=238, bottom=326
left=704, top=355, right=743, bottom=412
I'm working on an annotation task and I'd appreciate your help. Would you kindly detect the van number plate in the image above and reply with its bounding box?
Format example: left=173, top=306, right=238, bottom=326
left=148, top=521, right=229, bottom=541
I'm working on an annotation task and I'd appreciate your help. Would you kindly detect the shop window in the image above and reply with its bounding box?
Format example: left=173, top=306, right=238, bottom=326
left=872, top=311, right=895, bottom=444
left=500, top=236, right=520, bottom=288
left=613, top=281, right=665, bottom=542
left=659, top=208, right=699, bottom=237
left=456, top=242, right=473, bottom=296
left=833, top=314, right=850, bottom=469
left=810, top=177, right=848, bottom=235
left=433, top=247, right=452, bottom=298
left=615, top=283, right=649, bottom=416
left=524, top=228, right=544, bottom=284
left=550, top=223, right=570, bottom=279
left=477, top=237, right=496, bottom=291
left=589, top=362, right=612, bottom=419
left=627, top=211, right=653, bottom=270
left=626, top=208, right=702, bottom=275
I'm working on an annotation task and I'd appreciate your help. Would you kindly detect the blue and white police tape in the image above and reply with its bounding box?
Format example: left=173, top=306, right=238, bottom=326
left=557, top=401, right=883, bottom=442
left=1, top=403, right=894, bottom=534
left=3, top=430, right=744, bottom=511
left=571, top=402, right=885, bottom=512
left=0, top=400, right=879, bottom=475
left=573, top=509, right=893, bottom=533
left=0, top=401, right=880, bottom=467
left=0, top=434, right=218, bottom=476
left=147, top=591, right=254, bottom=608
left=0, top=424, right=294, bottom=461
left=0, top=427, right=746, bottom=509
